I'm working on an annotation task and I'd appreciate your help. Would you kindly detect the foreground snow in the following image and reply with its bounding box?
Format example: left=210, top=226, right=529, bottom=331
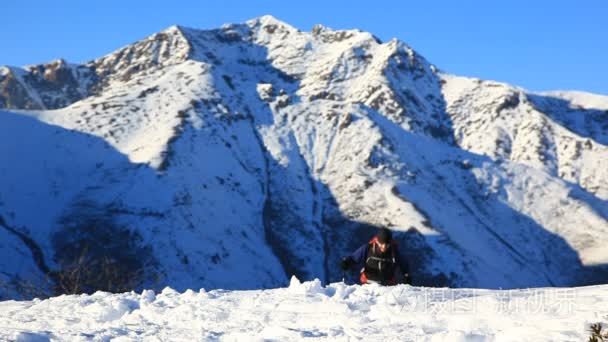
left=1, top=278, right=606, bottom=341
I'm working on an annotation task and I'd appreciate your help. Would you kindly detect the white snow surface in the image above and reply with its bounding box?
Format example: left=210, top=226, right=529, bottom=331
left=1, top=279, right=607, bottom=341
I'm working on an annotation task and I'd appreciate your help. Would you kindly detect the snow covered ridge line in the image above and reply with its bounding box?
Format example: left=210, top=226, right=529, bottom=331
left=2, top=278, right=607, bottom=341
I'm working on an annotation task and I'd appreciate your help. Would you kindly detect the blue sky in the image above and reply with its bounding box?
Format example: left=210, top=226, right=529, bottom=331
left=1, top=0, right=606, bottom=94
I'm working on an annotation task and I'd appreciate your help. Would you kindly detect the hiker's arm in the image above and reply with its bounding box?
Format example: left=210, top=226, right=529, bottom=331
left=341, top=244, right=368, bottom=270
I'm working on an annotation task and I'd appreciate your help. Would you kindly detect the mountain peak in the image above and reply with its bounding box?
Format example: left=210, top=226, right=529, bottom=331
left=247, top=15, right=293, bottom=28
left=162, top=24, right=182, bottom=33
left=87, top=24, right=192, bottom=87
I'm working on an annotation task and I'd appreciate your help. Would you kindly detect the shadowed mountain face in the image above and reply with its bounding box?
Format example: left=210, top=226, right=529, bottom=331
left=1, top=16, right=607, bottom=299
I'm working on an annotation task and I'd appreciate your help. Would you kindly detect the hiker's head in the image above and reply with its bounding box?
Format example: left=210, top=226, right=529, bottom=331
left=376, top=227, right=392, bottom=252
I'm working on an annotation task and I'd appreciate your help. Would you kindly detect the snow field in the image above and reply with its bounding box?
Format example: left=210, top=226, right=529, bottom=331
left=2, top=277, right=607, bottom=341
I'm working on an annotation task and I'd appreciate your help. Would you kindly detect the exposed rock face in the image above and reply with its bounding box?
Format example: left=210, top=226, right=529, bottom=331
left=0, top=16, right=606, bottom=299
left=0, top=26, right=189, bottom=110
left=0, top=59, right=96, bottom=110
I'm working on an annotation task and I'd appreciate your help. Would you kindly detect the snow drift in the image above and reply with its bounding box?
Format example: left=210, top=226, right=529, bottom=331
left=1, top=279, right=607, bottom=341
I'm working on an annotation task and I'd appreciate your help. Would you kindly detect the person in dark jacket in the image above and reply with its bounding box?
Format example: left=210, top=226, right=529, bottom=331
left=340, top=227, right=410, bottom=285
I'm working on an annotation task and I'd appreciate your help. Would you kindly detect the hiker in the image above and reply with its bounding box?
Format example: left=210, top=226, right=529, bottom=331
left=340, top=227, right=410, bottom=285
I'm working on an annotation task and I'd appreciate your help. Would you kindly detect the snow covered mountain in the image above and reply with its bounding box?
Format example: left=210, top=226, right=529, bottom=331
left=1, top=16, right=606, bottom=299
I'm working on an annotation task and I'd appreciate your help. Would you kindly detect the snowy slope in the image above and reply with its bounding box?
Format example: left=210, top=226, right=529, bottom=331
left=1, top=279, right=607, bottom=341
left=0, top=16, right=607, bottom=299
left=440, top=74, right=608, bottom=199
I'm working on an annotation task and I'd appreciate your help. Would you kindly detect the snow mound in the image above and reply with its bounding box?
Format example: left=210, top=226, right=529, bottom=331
left=288, top=276, right=326, bottom=295
left=1, top=281, right=607, bottom=341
